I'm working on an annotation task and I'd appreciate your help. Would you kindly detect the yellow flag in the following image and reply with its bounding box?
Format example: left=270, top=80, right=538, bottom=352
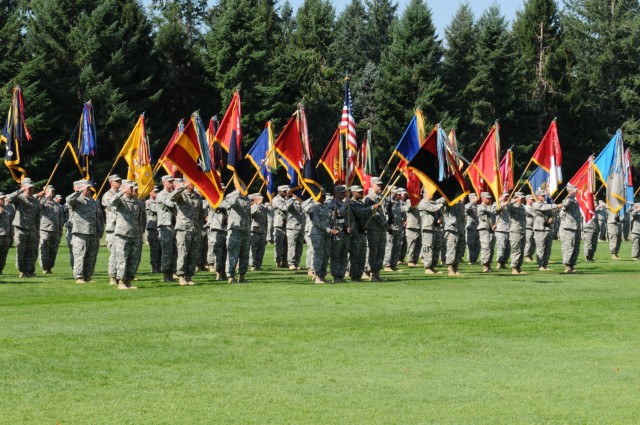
left=120, top=115, right=153, bottom=198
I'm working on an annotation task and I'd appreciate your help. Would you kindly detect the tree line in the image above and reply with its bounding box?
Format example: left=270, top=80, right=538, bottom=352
left=1, top=0, right=639, bottom=192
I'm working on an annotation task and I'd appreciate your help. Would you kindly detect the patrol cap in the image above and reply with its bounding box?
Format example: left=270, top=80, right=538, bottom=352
left=21, top=177, right=34, bottom=187
left=73, top=180, right=88, bottom=187
left=370, top=177, right=383, bottom=186
left=397, top=188, right=407, bottom=194
left=389, top=186, right=398, bottom=193
left=152, top=185, right=160, bottom=192
left=54, top=194, right=62, bottom=200
left=121, top=179, right=134, bottom=187
left=535, top=188, right=546, bottom=196
left=514, top=191, right=525, bottom=198
left=335, top=185, right=347, bottom=193
left=277, top=185, right=289, bottom=192
left=173, top=178, right=183, bottom=184
left=480, top=192, right=492, bottom=199
left=109, top=174, right=122, bottom=182
left=0, top=192, right=5, bottom=199
left=253, top=193, right=263, bottom=199
left=566, top=183, right=577, bottom=192
left=350, top=185, right=363, bottom=192
left=161, top=175, right=174, bottom=183
left=469, top=193, right=478, bottom=199
left=526, top=194, right=534, bottom=200
left=45, top=185, right=55, bottom=191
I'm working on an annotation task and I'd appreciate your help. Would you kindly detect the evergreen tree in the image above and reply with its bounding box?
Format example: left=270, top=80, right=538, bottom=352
left=374, top=0, right=443, bottom=154
left=365, top=0, right=397, bottom=64
left=329, top=0, right=370, bottom=80
left=0, top=0, right=24, bottom=89
left=151, top=0, right=208, bottom=45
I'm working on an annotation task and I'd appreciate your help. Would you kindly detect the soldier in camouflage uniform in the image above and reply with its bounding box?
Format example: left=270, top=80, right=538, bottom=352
left=364, top=177, right=385, bottom=282
left=404, top=190, right=421, bottom=267
left=66, top=180, right=104, bottom=283
left=442, top=199, right=464, bottom=276
left=38, top=185, right=64, bottom=274
left=302, top=196, right=315, bottom=274
left=383, top=189, right=404, bottom=271
left=272, top=186, right=289, bottom=267
left=7, top=177, right=41, bottom=278
left=249, top=194, right=268, bottom=270
left=477, top=192, right=497, bottom=273
left=266, top=203, right=275, bottom=244
left=285, top=191, right=305, bottom=269
left=504, top=192, right=527, bottom=275
left=398, top=189, right=408, bottom=264
left=101, top=174, right=122, bottom=284
left=145, top=186, right=161, bottom=273
left=57, top=194, right=73, bottom=270
left=418, top=191, right=445, bottom=274
left=531, top=189, right=560, bottom=270
left=622, top=210, right=631, bottom=241
left=171, top=179, right=204, bottom=285
left=157, top=175, right=177, bottom=282
left=630, top=204, right=640, bottom=260
left=607, top=209, right=622, bottom=259
left=596, top=200, right=608, bottom=241
left=326, top=185, right=353, bottom=282
left=582, top=211, right=599, bottom=262
left=206, top=200, right=227, bottom=280
left=348, top=185, right=372, bottom=282
left=465, top=194, right=480, bottom=265
left=494, top=192, right=511, bottom=269
left=198, top=197, right=209, bottom=272
left=306, top=190, right=338, bottom=283
left=110, top=180, right=145, bottom=289
left=0, top=193, right=12, bottom=274
left=220, top=180, right=251, bottom=283
left=559, top=184, right=581, bottom=273
left=524, top=195, right=536, bottom=262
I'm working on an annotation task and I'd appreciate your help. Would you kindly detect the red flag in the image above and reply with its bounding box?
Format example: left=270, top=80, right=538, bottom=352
left=500, top=149, right=514, bottom=192
left=568, top=156, right=596, bottom=224
left=160, top=120, right=184, bottom=178
left=531, top=120, right=562, bottom=194
left=468, top=123, right=502, bottom=203
left=318, top=127, right=342, bottom=183
left=161, top=117, right=223, bottom=208
left=406, top=169, right=421, bottom=206
left=214, top=91, right=242, bottom=152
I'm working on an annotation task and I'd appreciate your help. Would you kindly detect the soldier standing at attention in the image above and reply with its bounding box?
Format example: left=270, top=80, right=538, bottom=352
left=383, top=188, right=404, bottom=272
left=0, top=193, right=12, bottom=275
left=630, top=203, right=640, bottom=260
left=101, top=174, right=122, bottom=285
left=524, top=195, right=536, bottom=262
left=477, top=192, right=497, bottom=273
left=442, top=199, right=464, bottom=276
left=397, top=188, right=409, bottom=264
left=364, top=177, right=386, bottom=282
left=306, top=189, right=338, bottom=283
left=531, top=189, right=560, bottom=271
left=326, top=185, right=353, bottom=283
left=559, top=184, right=581, bottom=273
left=418, top=190, right=445, bottom=274
left=109, top=180, right=144, bottom=289
left=266, top=202, right=275, bottom=244
left=465, top=194, right=480, bottom=265
left=7, top=177, right=41, bottom=278
left=38, top=185, right=64, bottom=274
left=219, top=180, right=251, bottom=283
left=206, top=198, right=227, bottom=281
left=494, top=192, right=511, bottom=270
left=348, top=185, right=373, bottom=282
left=596, top=200, right=608, bottom=241
left=504, top=192, right=527, bottom=275
left=157, top=175, right=177, bottom=282
left=171, top=179, right=204, bottom=286
left=66, top=180, right=103, bottom=283
left=145, top=185, right=161, bottom=273
left=272, top=186, right=289, bottom=268
left=302, top=196, right=315, bottom=274
left=249, top=193, right=268, bottom=270
left=582, top=209, right=599, bottom=262
left=404, top=190, right=421, bottom=267
left=607, top=208, right=623, bottom=259
left=198, top=196, right=209, bottom=272
left=285, top=190, right=305, bottom=270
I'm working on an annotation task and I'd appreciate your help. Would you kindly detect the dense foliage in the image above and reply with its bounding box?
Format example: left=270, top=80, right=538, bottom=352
left=0, top=0, right=638, bottom=192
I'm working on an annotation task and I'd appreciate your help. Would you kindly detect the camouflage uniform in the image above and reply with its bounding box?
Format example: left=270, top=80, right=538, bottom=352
left=302, top=197, right=315, bottom=271
left=272, top=193, right=288, bottom=267
left=266, top=203, right=274, bottom=244
left=64, top=204, right=73, bottom=269
left=596, top=203, right=608, bottom=241
left=285, top=197, right=305, bottom=268
left=404, top=200, right=422, bottom=265
left=156, top=188, right=178, bottom=275
left=249, top=201, right=268, bottom=269
left=145, top=196, right=161, bottom=272
left=66, top=190, right=104, bottom=281
left=199, top=200, right=209, bottom=271
left=349, top=196, right=371, bottom=281
left=582, top=217, right=599, bottom=261
left=607, top=210, right=622, bottom=257
left=443, top=201, right=464, bottom=270
left=102, top=188, right=119, bottom=279
left=559, top=195, right=581, bottom=269
left=477, top=202, right=497, bottom=269
left=383, top=198, right=404, bottom=269
left=505, top=201, right=527, bottom=272
left=0, top=203, right=12, bottom=274
left=206, top=206, right=227, bottom=274
left=39, top=197, right=64, bottom=272
left=418, top=198, right=444, bottom=271
left=622, top=210, right=630, bottom=241
left=325, top=196, right=353, bottom=281
left=465, top=200, right=480, bottom=263
left=364, top=189, right=386, bottom=280
left=495, top=207, right=511, bottom=267
left=531, top=200, right=557, bottom=268
left=7, top=189, right=41, bottom=276
left=630, top=207, right=640, bottom=259
left=306, top=200, right=332, bottom=280
left=110, top=191, right=145, bottom=283
left=220, top=190, right=251, bottom=281
left=524, top=203, right=535, bottom=260
left=172, top=187, right=204, bottom=282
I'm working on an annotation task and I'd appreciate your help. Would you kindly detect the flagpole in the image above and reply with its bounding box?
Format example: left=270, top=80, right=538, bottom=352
left=507, top=158, right=535, bottom=203
left=94, top=154, right=123, bottom=199
left=378, top=154, right=396, bottom=179
left=43, top=143, right=70, bottom=189
left=634, top=186, right=640, bottom=197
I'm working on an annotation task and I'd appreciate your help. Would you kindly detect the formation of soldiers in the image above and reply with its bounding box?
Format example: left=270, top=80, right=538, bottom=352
left=1, top=175, right=639, bottom=287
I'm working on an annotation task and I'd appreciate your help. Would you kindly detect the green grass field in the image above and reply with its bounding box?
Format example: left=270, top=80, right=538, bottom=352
left=1, top=240, right=640, bottom=424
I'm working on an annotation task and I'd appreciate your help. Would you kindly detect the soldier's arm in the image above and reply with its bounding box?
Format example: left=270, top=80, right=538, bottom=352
left=170, top=186, right=186, bottom=203
left=109, top=191, right=125, bottom=208
left=66, top=191, right=81, bottom=208
left=6, top=189, right=23, bottom=205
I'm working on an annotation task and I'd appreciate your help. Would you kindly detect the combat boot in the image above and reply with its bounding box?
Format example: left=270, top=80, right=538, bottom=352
left=313, top=275, right=325, bottom=284
left=453, top=264, right=464, bottom=277
left=187, top=276, right=196, bottom=286
left=178, top=276, right=189, bottom=286
left=447, top=265, right=456, bottom=276
left=511, top=268, right=520, bottom=275
left=75, top=277, right=86, bottom=284
left=215, top=272, right=223, bottom=281
left=496, top=263, right=504, bottom=270
left=110, top=276, right=118, bottom=285
left=163, top=273, right=174, bottom=283
left=482, top=264, right=491, bottom=273
left=228, top=276, right=236, bottom=284
left=209, top=265, right=216, bottom=273
left=117, top=280, right=129, bottom=290
left=125, top=280, right=138, bottom=289
left=238, top=274, right=247, bottom=283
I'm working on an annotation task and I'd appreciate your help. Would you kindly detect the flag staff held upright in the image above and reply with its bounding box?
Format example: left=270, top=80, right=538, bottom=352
left=94, top=153, right=124, bottom=199
left=43, top=143, right=70, bottom=189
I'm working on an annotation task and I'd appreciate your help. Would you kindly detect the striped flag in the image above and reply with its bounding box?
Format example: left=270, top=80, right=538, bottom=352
left=340, top=77, right=357, bottom=185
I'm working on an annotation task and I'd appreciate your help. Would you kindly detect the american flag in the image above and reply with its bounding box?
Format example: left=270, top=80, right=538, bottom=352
left=340, top=77, right=357, bottom=185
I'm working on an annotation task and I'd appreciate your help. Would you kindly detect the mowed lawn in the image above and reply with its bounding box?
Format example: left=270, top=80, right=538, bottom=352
left=1, top=240, right=640, bottom=424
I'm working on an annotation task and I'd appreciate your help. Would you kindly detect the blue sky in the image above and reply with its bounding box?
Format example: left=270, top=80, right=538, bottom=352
left=282, top=0, right=522, bottom=37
